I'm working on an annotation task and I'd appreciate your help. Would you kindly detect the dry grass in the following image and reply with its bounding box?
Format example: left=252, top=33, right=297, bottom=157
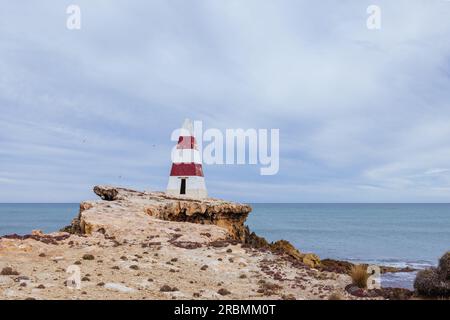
left=328, top=292, right=343, bottom=300
left=350, top=265, right=369, bottom=289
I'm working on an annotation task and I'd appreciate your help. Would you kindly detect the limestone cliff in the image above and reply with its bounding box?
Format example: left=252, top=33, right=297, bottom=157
left=62, top=186, right=323, bottom=269
left=0, top=185, right=408, bottom=300
left=65, top=185, right=252, bottom=242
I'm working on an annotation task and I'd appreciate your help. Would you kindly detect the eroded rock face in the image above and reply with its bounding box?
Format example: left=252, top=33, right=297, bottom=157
left=94, top=186, right=119, bottom=201
left=0, top=230, right=70, bottom=245
left=68, top=186, right=252, bottom=241
left=68, top=186, right=321, bottom=266
left=0, top=185, right=414, bottom=300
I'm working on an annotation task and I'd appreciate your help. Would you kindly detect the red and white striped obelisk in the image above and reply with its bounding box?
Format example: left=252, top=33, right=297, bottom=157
left=166, top=119, right=207, bottom=198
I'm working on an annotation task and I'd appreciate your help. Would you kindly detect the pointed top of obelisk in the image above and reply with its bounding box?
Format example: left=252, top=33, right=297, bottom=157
left=180, top=118, right=194, bottom=136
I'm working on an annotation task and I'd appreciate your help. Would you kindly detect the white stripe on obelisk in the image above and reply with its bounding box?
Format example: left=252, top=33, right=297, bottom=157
left=171, top=149, right=202, bottom=164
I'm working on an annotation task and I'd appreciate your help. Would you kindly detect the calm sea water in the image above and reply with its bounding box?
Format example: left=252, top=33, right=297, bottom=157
left=246, top=203, right=450, bottom=289
left=1, top=203, right=449, bottom=289
left=0, top=203, right=79, bottom=236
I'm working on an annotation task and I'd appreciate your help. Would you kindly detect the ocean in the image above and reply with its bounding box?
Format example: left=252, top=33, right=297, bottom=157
left=246, top=203, right=450, bottom=290
left=0, top=203, right=79, bottom=236
left=1, top=203, right=449, bottom=290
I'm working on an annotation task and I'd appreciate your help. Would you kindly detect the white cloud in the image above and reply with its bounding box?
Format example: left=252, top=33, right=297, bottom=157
left=1, top=1, right=450, bottom=202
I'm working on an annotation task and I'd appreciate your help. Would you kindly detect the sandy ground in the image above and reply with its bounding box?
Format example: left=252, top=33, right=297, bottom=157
left=0, top=219, right=357, bottom=300
left=0, top=186, right=362, bottom=300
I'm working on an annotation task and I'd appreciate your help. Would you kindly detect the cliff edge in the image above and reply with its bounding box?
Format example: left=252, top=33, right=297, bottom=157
left=0, top=186, right=404, bottom=300
left=64, top=185, right=252, bottom=242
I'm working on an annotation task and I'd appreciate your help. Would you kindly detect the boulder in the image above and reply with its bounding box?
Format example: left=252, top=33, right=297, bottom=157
left=270, top=240, right=303, bottom=260
left=414, top=268, right=450, bottom=297
left=414, top=252, right=450, bottom=297
left=94, top=186, right=119, bottom=201
left=302, top=253, right=321, bottom=268
left=66, top=186, right=252, bottom=241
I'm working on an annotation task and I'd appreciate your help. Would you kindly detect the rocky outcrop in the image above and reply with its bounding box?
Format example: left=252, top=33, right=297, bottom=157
left=1, top=184, right=420, bottom=300
left=1, top=230, right=70, bottom=245
left=345, top=284, right=414, bottom=300
left=242, top=229, right=321, bottom=268
left=94, top=185, right=119, bottom=201
left=66, top=185, right=252, bottom=241
left=414, top=252, right=450, bottom=297
left=319, top=259, right=415, bottom=275
left=63, top=186, right=420, bottom=275
left=65, top=186, right=323, bottom=268
left=144, top=200, right=251, bottom=241
left=269, top=240, right=320, bottom=268
left=1, top=185, right=359, bottom=300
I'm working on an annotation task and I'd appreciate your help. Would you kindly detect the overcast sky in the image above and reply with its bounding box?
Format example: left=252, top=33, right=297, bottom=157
left=1, top=1, right=450, bottom=203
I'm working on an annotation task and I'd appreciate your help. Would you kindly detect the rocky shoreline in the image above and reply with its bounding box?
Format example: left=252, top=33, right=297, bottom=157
left=0, top=186, right=441, bottom=300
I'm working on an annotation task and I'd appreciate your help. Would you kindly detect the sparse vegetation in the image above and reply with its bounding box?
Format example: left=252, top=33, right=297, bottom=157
left=0, top=267, right=19, bottom=276
left=438, top=251, right=450, bottom=280
left=350, top=265, right=369, bottom=289
left=257, top=281, right=282, bottom=296
left=160, top=285, right=178, bottom=292
left=414, top=252, right=450, bottom=297
left=218, top=288, right=231, bottom=296
left=328, top=292, right=343, bottom=300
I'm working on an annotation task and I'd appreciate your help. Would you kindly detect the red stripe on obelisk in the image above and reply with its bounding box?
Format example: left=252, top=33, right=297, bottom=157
left=177, top=136, right=197, bottom=150
left=170, top=163, right=204, bottom=177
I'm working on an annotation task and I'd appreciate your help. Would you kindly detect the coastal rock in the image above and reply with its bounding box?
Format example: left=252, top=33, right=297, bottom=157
left=242, top=228, right=269, bottom=248
left=319, top=259, right=416, bottom=275
left=414, top=252, right=450, bottom=297
left=0, top=232, right=70, bottom=246
left=414, top=268, right=448, bottom=296
left=379, top=287, right=414, bottom=300
left=71, top=185, right=252, bottom=241
left=344, top=284, right=413, bottom=300
left=94, top=186, right=119, bottom=201
left=0, top=185, right=363, bottom=300
left=414, top=252, right=450, bottom=298
left=302, top=253, right=321, bottom=269
left=268, top=240, right=320, bottom=267
left=319, top=259, right=353, bottom=274
left=270, top=240, right=303, bottom=260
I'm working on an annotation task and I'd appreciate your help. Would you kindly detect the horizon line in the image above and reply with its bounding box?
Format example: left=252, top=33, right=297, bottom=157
left=1, top=202, right=450, bottom=205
